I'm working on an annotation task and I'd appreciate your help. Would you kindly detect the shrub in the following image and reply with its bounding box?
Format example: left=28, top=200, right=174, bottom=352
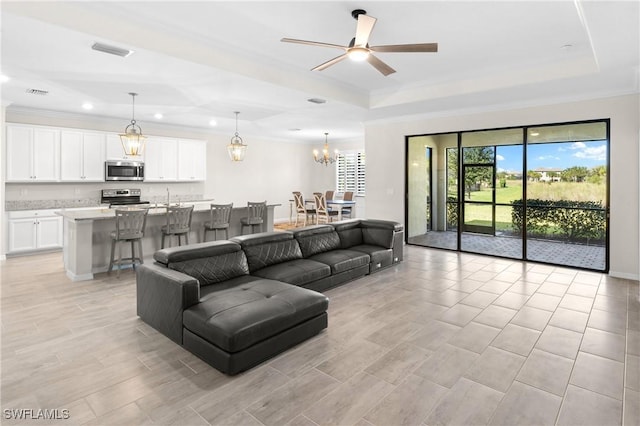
left=512, top=199, right=606, bottom=244
left=446, top=198, right=458, bottom=231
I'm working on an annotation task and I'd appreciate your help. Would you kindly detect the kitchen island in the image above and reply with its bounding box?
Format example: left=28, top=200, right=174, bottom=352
left=56, top=202, right=279, bottom=281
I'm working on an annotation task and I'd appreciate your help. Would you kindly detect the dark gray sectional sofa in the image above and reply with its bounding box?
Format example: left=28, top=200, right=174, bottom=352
left=136, top=219, right=403, bottom=375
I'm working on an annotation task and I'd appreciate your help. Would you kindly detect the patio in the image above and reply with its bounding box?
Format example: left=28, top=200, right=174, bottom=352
left=408, top=231, right=606, bottom=271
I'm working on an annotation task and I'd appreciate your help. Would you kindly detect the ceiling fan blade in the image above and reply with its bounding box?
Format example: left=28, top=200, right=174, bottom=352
left=312, top=53, right=349, bottom=71
left=354, top=14, right=377, bottom=47
left=281, top=38, right=347, bottom=50
left=370, top=43, right=438, bottom=53
left=367, top=54, right=396, bottom=76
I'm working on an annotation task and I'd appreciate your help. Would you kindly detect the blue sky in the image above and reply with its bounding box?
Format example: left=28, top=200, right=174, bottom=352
left=497, top=141, right=607, bottom=173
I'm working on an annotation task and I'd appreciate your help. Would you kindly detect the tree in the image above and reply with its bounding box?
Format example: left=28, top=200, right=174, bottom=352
left=527, top=170, right=542, bottom=181
left=587, top=165, right=607, bottom=184
left=561, top=166, right=589, bottom=182
left=462, top=147, right=494, bottom=198
left=547, top=171, right=559, bottom=182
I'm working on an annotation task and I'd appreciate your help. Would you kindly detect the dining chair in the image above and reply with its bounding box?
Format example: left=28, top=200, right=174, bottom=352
left=293, top=192, right=315, bottom=226
left=241, top=201, right=266, bottom=234
left=203, top=203, right=233, bottom=241
left=161, top=205, right=194, bottom=248
left=108, top=208, right=148, bottom=278
left=314, top=192, right=339, bottom=224
left=342, top=191, right=355, bottom=218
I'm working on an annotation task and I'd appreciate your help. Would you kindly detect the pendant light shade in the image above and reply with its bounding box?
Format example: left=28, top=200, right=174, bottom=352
left=313, top=132, right=338, bottom=166
left=227, top=111, right=247, bottom=161
left=119, top=92, right=146, bottom=156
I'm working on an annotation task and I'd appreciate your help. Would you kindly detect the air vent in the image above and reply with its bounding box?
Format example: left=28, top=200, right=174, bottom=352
left=307, top=98, right=327, bottom=104
left=91, top=42, right=133, bottom=58
left=26, top=88, right=48, bottom=96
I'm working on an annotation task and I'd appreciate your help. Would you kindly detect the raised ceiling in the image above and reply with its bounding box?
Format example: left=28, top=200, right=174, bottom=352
left=1, top=1, right=638, bottom=142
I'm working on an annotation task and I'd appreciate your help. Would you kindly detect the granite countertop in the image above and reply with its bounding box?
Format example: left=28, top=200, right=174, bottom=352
left=5, top=196, right=210, bottom=212
left=55, top=202, right=280, bottom=221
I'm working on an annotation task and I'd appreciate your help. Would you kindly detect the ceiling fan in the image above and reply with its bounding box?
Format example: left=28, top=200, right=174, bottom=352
left=281, top=9, right=438, bottom=76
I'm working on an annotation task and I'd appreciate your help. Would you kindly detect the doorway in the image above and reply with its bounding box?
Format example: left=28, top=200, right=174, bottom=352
left=405, top=119, right=609, bottom=272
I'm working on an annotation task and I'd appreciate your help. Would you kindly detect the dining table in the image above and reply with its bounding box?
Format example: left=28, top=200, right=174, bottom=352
left=289, top=198, right=356, bottom=222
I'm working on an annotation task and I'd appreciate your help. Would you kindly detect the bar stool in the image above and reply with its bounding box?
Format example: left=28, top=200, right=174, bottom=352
left=203, top=203, right=233, bottom=241
left=161, top=205, right=194, bottom=248
left=240, top=201, right=266, bottom=234
left=108, top=208, right=148, bottom=278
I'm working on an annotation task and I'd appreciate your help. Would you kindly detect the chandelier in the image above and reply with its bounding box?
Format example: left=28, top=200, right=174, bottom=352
left=313, top=132, right=338, bottom=166
left=227, top=111, right=247, bottom=161
left=119, top=92, right=146, bottom=156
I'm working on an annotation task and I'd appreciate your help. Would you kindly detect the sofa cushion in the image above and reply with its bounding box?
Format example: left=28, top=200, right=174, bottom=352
left=349, top=245, right=393, bottom=271
left=309, top=249, right=370, bottom=274
left=154, top=241, right=249, bottom=286
left=183, top=279, right=329, bottom=353
left=231, top=232, right=303, bottom=272
left=292, top=225, right=341, bottom=257
left=332, top=220, right=364, bottom=249
left=200, top=275, right=262, bottom=298
left=252, top=259, right=331, bottom=286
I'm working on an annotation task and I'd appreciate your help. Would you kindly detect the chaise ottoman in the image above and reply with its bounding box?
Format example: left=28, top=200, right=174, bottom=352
left=182, top=277, right=329, bottom=375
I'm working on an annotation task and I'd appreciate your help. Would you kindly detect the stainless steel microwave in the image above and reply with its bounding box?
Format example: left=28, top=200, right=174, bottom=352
left=105, top=160, right=144, bottom=181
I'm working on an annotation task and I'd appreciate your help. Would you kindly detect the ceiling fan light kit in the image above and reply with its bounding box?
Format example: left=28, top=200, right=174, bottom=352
left=281, top=9, right=438, bottom=76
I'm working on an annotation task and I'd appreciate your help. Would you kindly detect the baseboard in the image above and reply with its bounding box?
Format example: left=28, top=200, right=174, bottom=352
left=608, top=270, right=640, bottom=281
left=66, top=270, right=94, bottom=282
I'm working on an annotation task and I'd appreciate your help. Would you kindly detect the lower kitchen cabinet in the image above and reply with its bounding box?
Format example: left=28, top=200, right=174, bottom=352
left=7, top=210, right=63, bottom=253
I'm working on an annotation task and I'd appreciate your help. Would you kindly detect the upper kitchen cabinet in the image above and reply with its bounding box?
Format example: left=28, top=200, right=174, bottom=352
left=144, top=137, right=178, bottom=181
left=60, top=131, right=105, bottom=181
left=6, top=125, right=60, bottom=182
left=178, top=139, right=207, bottom=181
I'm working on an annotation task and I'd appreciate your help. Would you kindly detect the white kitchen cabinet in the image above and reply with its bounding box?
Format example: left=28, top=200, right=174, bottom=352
left=144, top=137, right=178, bottom=181
left=7, top=210, right=63, bottom=253
left=6, top=125, right=60, bottom=182
left=60, top=131, right=105, bottom=181
left=178, top=139, right=207, bottom=181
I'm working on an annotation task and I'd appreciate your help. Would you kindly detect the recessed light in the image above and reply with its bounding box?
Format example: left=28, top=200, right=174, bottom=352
left=209, top=119, right=217, bottom=126
left=0, top=74, right=9, bottom=83
left=530, top=131, right=540, bottom=136
left=154, top=113, right=163, bottom=119
left=82, top=102, right=93, bottom=110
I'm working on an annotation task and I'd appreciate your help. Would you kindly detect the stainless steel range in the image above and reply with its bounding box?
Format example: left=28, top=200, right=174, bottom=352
left=101, top=189, right=150, bottom=208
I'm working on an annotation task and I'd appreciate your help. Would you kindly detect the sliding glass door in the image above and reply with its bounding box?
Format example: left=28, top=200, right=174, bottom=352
left=406, top=119, right=609, bottom=272
left=460, top=129, right=523, bottom=259
left=525, top=122, right=608, bottom=270
left=406, top=133, right=458, bottom=250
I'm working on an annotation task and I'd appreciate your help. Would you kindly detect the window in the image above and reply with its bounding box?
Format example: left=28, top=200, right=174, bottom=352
left=336, top=151, right=365, bottom=196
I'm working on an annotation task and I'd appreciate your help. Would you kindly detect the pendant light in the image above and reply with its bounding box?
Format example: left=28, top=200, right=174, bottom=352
left=119, top=92, right=146, bottom=156
left=313, top=132, right=338, bottom=166
left=227, top=111, right=247, bottom=161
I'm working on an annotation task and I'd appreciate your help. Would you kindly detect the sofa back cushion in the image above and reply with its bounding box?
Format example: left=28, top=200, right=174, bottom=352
left=332, top=220, right=363, bottom=249
left=292, top=225, right=340, bottom=258
left=154, top=241, right=249, bottom=286
left=231, top=232, right=303, bottom=272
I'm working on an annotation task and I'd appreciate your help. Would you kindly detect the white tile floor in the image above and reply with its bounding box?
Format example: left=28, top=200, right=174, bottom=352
left=1, top=246, right=638, bottom=425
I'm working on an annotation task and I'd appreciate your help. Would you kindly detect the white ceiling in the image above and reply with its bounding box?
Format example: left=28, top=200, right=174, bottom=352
left=1, top=1, right=638, bottom=143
